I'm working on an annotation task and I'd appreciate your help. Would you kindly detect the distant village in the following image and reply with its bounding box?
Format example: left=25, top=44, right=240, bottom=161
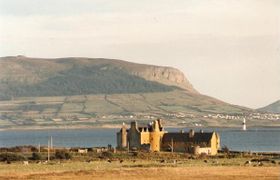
left=50, top=112, right=280, bottom=126
left=48, top=112, right=280, bottom=122
left=1, top=111, right=280, bottom=128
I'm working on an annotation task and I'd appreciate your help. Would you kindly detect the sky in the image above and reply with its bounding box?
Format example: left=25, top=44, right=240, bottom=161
left=0, top=0, right=279, bottom=109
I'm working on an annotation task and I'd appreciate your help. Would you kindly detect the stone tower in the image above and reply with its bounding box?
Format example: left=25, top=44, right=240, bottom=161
left=121, top=122, right=127, bottom=148
left=189, top=129, right=195, bottom=138
left=149, top=119, right=162, bottom=152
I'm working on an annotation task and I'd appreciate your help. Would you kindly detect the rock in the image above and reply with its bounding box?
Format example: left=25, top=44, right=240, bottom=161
left=244, top=161, right=251, bottom=165
left=270, top=160, right=276, bottom=164
left=131, top=66, right=198, bottom=93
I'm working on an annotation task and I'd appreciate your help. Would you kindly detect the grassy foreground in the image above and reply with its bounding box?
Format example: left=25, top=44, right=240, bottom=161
left=0, top=153, right=279, bottom=180
left=0, top=163, right=278, bottom=180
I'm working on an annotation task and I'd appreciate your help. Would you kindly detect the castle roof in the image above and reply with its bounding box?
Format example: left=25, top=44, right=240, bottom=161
left=162, top=132, right=214, bottom=144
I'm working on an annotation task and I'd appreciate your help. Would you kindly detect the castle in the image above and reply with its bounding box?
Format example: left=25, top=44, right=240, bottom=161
left=116, top=119, right=220, bottom=155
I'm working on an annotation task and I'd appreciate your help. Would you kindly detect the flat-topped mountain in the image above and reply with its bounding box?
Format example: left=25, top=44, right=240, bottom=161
left=0, top=56, right=262, bottom=129
left=0, top=56, right=197, bottom=99
left=258, top=100, right=280, bottom=113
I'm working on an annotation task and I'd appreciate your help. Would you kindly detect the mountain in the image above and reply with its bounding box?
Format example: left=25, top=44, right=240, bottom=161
left=258, top=100, right=280, bottom=113
left=0, top=56, right=197, bottom=99
left=0, top=56, right=254, bottom=129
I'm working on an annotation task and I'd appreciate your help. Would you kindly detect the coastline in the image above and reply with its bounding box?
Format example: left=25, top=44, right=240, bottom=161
left=1, top=125, right=280, bottom=131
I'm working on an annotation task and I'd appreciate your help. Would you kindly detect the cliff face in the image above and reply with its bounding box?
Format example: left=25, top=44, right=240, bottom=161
left=129, top=66, right=198, bottom=93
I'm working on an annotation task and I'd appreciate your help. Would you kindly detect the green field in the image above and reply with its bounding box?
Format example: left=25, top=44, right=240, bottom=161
left=0, top=90, right=258, bottom=129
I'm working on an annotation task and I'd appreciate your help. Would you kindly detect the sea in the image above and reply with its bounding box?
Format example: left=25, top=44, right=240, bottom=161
left=0, top=127, right=279, bottom=152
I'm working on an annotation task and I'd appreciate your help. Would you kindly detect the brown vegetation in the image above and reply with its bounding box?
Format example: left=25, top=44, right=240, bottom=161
left=1, top=166, right=279, bottom=180
left=0, top=151, right=279, bottom=179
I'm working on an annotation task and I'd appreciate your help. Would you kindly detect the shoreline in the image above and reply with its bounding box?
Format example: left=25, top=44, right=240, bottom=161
left=1, top=125, right=280, bottom=131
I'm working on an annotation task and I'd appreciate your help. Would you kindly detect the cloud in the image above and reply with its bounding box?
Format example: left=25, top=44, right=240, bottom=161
left=0, top=0, right=279, bottom=108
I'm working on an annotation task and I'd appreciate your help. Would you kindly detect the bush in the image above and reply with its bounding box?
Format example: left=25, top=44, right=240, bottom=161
left=98, top=151, right=113, bottom=159
left=30, top=152, right=42, bottom=160
left=222, top=145, right=230, bottom=158
left=55, top=150, right=72, bottom=160
left=198, top=153, right=208, bottom=159
left=30, top=146, right=38, bottom=152
left=132, top=152, right=138, bottom=157
left=222, top=145, right=230, bottom=154
left=101, top=151, right=113, bottom=158
left=0, top=153, right=26, bottom=161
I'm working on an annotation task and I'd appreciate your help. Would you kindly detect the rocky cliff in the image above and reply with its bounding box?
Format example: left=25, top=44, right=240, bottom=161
left=129, top=66, right=198, bottom=93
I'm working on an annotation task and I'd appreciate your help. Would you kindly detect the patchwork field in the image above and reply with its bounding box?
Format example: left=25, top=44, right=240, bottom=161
left=0, top=90, right=262, bottom=129
left=1, top=56, right=279, bottom=129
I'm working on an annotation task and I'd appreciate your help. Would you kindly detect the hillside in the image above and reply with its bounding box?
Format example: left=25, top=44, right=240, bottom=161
left=258, top=100, right=280, bottom=113
left=0, top=56, right=263, bottom=129
left=0, top=56, right=196, bottom=99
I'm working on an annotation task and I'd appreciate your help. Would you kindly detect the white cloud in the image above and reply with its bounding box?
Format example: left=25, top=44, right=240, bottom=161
left=0, top=0, right=279, bottom=108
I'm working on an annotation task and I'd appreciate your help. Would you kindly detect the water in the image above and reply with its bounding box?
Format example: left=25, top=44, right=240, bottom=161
left=0, top=127, right=279, bottom=152
left=0, top=129, right=119, bottom=148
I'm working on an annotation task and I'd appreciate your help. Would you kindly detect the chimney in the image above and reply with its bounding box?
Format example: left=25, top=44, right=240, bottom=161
left=189, top=129, right=195, bottom=138
left=121, top=122, right=126, bottom=131
left=131, top=121, right=138, bottom=130
left=157, top=118, right=163, bottom=130
left=153, top=120, right=160, bottom=132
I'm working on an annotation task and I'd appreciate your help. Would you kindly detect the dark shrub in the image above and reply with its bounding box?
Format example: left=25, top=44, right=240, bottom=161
left=55, top=150, right=72, bottom=160
left=199, top=153, right=208, bottom=159
left=101, top=151, right=113, bottom=158
left=65, top=153, right=71, bottom=160
left=0, top=153, right=26, bottom=161
left=30, top=146, right=38, bottom=152
left=98, top=151, right=113, bottom=159
left=30, top=152, right=42, bottom=160
left=87, top=148, right=93, bottom=152
left=222, top=145, right=230, bottom=157
left=222, top=145, right=229, bottom=153
left=132, top=152, right=138, bottom=157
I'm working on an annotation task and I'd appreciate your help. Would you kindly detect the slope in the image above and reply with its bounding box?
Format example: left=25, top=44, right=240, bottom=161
left=258, top=100, right=280, bottom=113
left=0, top=56, right=196, bottom=99
left=0, top=56, right=256, bottom=129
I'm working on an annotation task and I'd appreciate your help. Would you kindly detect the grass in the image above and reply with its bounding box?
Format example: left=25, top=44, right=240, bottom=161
left=0, top=151, right=279, bottom=179
left=0, top=158, right=279, bottom=179
left=1, top=90, right=278, bottom=129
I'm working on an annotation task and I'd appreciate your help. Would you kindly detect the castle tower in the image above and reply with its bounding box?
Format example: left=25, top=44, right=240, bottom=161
left=117, top=122, right=127, bottom=149
left=157, top=118, right=163, bottom=130
left=121, top=122, right=127, bottom=148
left=189, top=129, right=195, bottom=138
left=128, top=121, right=141, bottom=150
left=150, top=120, right=161, bottom=152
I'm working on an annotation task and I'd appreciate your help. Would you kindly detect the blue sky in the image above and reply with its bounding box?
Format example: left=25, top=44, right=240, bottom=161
left=0, top=0, right=279, bottom=108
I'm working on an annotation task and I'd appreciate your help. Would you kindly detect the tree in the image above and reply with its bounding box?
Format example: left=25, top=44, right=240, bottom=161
left=30, top=152, right=42, bottom=160
left=55, top=150, right=72, bottom=160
